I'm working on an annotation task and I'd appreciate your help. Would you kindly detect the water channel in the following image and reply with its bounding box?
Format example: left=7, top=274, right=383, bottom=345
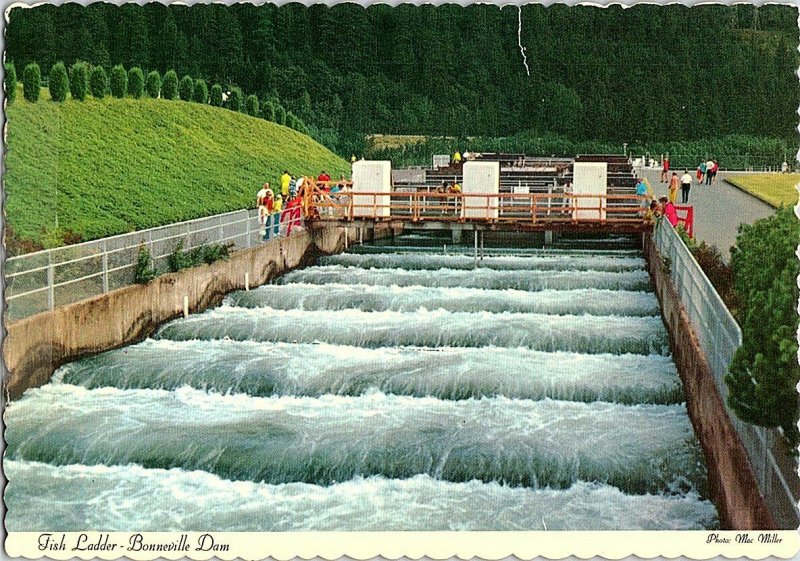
left=5, top=233, right=718, bottom=531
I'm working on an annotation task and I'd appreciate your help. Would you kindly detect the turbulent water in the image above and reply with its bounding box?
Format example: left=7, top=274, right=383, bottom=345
left=4, top=239, right=718, bottom=531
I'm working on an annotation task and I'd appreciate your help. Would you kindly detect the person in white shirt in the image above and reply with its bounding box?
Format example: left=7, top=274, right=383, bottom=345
left=680, top=171, right=693, bottom=204
left=256, top=183, right=270, bottom=207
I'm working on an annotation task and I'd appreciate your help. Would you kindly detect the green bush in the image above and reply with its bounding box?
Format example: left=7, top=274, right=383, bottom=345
left=725, top=206, right=800, bottom=449
left=286, top=111, right=298, bottom=129
left=5, top=62, right=16, bottom=103
left=134, top=246, right=157, bottom=283
left=22, top=62, right=41, bottom=102
left=145, top=70, right=161, bottom=98
left=245, top=94, right=259, bottom=116
left=109, top=64, right=127, bottom=98
left=48, top=62, right=69, bottom=102
left=89, top=66, right=107, bottom=99
left=274, top=104, right=287, bottom=125
left=210, top=84, right=223, bottom=107
left=261, top=101, right=275, bottom=122
left=193, top=79, right=208, bottom=104
left=179, top=74, right=194, bottom=101
left=228, top=87, right=242, bottom=112
left=69, top=62, right=88, bottom=101
left=128, top=67, right=144, bottom=99
left=161, top=70, right=178, bottom=100
left=167, top=241, right=231, bottom=273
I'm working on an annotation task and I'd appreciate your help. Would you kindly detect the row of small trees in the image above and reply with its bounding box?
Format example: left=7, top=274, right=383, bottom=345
left=5, top=61, right=309, bottom=133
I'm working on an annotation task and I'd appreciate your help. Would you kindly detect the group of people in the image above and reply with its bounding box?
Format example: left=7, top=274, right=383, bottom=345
left=659, top=157, right=720, bottom=204
left=434, top=181, right=462, bottom=214
left=257, top=173, right=305, bottom=241
left=695, top=159, right=719, bottom=185
left=636, top=177, right=679, bottom=226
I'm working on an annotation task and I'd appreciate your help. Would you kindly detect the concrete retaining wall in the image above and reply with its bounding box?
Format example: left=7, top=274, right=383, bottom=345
left=644, top=233, right=775, bottom=530
left=4, top=224, right=398, bottom=400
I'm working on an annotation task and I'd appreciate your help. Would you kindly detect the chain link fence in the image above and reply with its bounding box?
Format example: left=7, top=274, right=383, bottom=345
left=654, top=220, right=800, bottom=529
left=6, top=208, right=304, bottom=322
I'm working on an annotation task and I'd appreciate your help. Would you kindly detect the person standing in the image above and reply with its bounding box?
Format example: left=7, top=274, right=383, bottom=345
left=710, top=160, right=719, bottom=183
left=636, top=177, right=649, bottom=214
left=280, top=171, right=291, bottom=198
left=660, top=196, right=679, bottom=227
left=680, top=170, right=692, bottom=204
left=256, top=182, right=271, bottom=208
left=697, top=162, right=705, bottom=184
left=668, top=172, right=679, bottom=204
left=705, top=159, right=715, bottom=185
left=660, top=156, right=670, bottom=183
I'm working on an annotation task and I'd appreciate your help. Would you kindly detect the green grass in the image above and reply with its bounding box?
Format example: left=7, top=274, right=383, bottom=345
left=726, top=173, right=800, bottom=208
left=5, top=95, right=350, bottom=246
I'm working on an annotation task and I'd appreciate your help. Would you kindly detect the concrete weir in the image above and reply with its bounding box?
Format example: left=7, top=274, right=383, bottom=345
left=3, top=224, right=398, bottom=400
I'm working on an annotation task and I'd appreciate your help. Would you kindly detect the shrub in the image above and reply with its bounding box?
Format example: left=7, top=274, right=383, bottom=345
left=145, top=70, right=161, bottom=98
left=209, top=84, right=223, bottom=107
left=274, top=104, right=287, bottom=125
left=179, top=74, right=194, bottom=101
left=128, top=67, right=144, bottom=99
left=161, top=70, right=178, bottom=100
left=245, top=94, right=259, bottom=116
left=168, top=241, right=231, bottom=273
left=48, top=62, right=69, bottom=102
left=5, top=62, right=16, bottom=103
left=261, top=100, right=275, bottom=121
left=227, top=87, right=242, bottom=112
left=286, top=111, right=298, bottom=129
left=22, top=62, right=41, bottom=102
left=725, top=206, right=800, bottom=448
left=69, top=62, right=88, bottom=101
left=109, top=64, right=127, bottom=98
left=193, top=79, right=208, bottom=104
left=89, top=66, right=108, bottom=99
left=134, top=246, right=157, bottom=284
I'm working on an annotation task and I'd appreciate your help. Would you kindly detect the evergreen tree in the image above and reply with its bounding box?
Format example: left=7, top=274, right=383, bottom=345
left=261, top=100, right=276, bottom=121
left=48, top=61, right=69, bottom=102
left=69, top=61, right=88, bottom=101
left=274, top=103, right=287, bottom=125
left=22, top=62, right=41, bottom=102
left=161, top=70, right=178, bottom=99
left=210, top=83, right=223, bottom=107
left=109, top=64, right=128, bottom=98
left=89, top=65, right=107, bottom=99
left=245, top=94, right=259, bottom=116
left=145, top=70, right=161, bottom=98
left=193, top=79, right=208, bottom=103
left=228, top=87, right=242, bottom=112
left=178, top=74, right=194, bottom=101
left=128, top=67, right=144, bottom=99
left=5, top=62, right=17, bottom=103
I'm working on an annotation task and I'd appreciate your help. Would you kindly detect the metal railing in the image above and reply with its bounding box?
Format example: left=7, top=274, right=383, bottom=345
left=6, top=208, right=304, bottom=322
left=654, top=220, right=800, bottom=529
left=306, top=188, right=648, bottom=225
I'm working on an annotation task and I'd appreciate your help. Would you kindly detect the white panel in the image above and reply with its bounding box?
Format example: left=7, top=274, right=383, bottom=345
left=572, top=162, right=607, bottom=220
left=352, top=161, right=392, bottom=217
left=462, top=161, right=499, bottom=219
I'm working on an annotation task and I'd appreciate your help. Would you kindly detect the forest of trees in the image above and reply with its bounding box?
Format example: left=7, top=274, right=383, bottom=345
left=7, top=3, right=799, bottom=157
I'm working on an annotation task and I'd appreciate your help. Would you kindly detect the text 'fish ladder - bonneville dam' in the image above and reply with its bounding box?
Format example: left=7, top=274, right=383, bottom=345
left=4, top=235, right=718, bottom=531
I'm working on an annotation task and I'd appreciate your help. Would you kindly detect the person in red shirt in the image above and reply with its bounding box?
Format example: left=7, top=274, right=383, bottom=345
left=660, top=157, right=670, bottom=183
left=317, top=171, right=331, bottom=191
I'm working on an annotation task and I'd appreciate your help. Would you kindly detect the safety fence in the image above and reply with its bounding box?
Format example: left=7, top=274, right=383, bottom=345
left=654, top=220, right=800, bottom=529
left=307, top=188, right=647, bottom=225
left=6, top=208, right=304, bottom=322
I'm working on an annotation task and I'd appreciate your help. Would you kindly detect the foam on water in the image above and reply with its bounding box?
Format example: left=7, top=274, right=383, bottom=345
left=6, top=385, right=706, bottom=495
left=5, top=460, right=718, bottom=531
left=320, top=253, right=647, bottom=272
left=225, top=285, right=660, bottom=317
left=155, top=307, right=670, bottom=355
left=278, top=265, right=652, bottom=292
left=59, top=340, right=682, bottom=404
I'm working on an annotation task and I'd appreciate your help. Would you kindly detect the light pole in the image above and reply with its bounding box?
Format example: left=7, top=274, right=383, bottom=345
left=623, top=143, right=628, bottom=156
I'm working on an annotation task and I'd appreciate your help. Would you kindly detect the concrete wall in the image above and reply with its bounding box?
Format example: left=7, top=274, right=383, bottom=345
left=572, top=162, right=607, bottom=220
left=462, top=161, right=499, bottom=219
left=644, top=233, right=775, bottom=530
left=352, top=160, right=392, bottom=217
left=4, top=225, right=397, bottom=400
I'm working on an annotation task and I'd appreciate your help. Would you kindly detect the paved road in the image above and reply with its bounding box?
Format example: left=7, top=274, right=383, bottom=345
left=639, top=169, right=776, bottom=262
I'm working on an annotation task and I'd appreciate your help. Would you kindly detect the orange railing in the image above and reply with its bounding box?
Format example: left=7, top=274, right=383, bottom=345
left=300, top=180, right=648, bottom=225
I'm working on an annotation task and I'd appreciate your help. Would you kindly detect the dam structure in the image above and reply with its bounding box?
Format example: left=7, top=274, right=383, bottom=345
left=4, top=232, right=719, bottom=531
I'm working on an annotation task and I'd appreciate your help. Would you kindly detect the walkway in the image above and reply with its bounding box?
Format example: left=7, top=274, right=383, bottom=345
left=640, top=169, right=776, bottom=262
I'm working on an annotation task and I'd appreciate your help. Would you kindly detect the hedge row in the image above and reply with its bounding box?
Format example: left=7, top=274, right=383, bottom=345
left=12, top=61, right=310, bottom=134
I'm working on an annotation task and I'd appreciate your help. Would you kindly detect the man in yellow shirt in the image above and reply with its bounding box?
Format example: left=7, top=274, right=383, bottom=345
left=453, top=151, right=462, bottom=164
left=280, top=170, right=291, bottom=197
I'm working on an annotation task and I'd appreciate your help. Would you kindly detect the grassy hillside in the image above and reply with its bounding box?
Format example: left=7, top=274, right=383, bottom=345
left=5, top=96, right=350, bottom=247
